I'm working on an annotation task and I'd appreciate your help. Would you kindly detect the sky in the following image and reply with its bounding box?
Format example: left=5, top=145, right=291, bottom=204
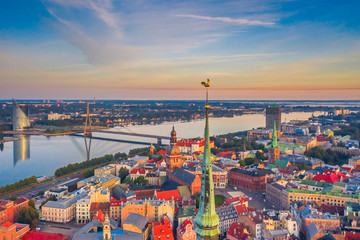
left=0, top=0, right=360, bottom=100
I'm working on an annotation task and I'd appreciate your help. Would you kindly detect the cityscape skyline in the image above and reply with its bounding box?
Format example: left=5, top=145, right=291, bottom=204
left=1, top=0, right=360, bottom=100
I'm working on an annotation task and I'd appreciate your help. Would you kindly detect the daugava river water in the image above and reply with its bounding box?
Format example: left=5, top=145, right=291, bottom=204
left=0, top=111, right=321, bottom=186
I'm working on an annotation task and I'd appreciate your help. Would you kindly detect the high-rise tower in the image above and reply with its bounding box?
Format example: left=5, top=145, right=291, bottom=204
left=266, top=106, right=281, bottom=131
left=195, top=79, right=220, bottom=240
left=12, top=99, right=30, bottom=131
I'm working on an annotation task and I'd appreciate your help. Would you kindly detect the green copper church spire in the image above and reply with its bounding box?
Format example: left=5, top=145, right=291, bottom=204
left=195, top=79, right=220, bottom=240
left=272, top=120, right=278, bottom=148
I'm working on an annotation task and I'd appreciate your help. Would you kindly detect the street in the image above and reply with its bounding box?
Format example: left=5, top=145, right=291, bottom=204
left=9, top=173, right=81, bottom=200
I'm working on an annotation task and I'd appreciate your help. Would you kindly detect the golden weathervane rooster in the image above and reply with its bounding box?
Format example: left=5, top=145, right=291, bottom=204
left=201, top=79, right=210, bottom=88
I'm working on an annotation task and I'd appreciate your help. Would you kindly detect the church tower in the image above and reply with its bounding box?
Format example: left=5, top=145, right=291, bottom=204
left=165, top=126, right=182, bottom=174
left=150, top=140, right=155, bottom=155
left=103, top=214, right=111, bottom=240
left=170, top=126, right=177, bottom=145
left=195, top=79, right=220, bottom=240
left=268, top=121, right=280, bottom=164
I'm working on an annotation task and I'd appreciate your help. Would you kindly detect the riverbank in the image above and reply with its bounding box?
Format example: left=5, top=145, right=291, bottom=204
left=0, top=153, right=129, bottom=198
left=0, top=137, right=21, bottom=143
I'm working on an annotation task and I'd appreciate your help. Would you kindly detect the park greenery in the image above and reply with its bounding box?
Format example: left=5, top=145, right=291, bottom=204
left=0, top=176, right=37, bottom=195
left=16, top=199, right=39, bottom=229
left=211, top=135, right=267, bottom=155
left=305, top=146, right=351, bottom=165
left=118, top=167, right=129, bottom=182
left=334, top=123, right=360, bottom=141
left=54, top=152, right=126, bottom=177
left=196, top=194, right=226, bottom=208
left=123, top=176, right=149, bottom=185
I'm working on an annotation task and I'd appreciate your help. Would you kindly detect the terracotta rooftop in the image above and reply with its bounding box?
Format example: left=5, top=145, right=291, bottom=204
left=2, top=222, right=14, bottom=228
left=177, top=219, right=194, bottom=236
left=156, top=189, right=181, bottom=202
left=14, top=196, right=29, bottom=205
left=227, top=222, right=249, bottom=240
left=130, top=167, right=146, bottom=175
left=21, top=230, right=70, bottom=240
left=152, top=216, right=174, bottom=240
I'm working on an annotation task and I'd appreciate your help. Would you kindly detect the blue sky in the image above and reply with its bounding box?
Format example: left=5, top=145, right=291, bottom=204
left=0, top=0, right=360, bottom=100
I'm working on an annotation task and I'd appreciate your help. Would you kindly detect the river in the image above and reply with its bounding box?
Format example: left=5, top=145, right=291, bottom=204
left=0, top=111, right=320, bottom=186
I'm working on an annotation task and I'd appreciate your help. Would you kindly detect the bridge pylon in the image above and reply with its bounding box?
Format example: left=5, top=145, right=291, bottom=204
left=84, top=102, right=92, bottom=137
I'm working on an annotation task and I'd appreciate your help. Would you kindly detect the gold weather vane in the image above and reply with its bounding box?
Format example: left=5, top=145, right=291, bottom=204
left=201, top=79, right=210, bottom=108
left=201, top=79, right=210, bottom=87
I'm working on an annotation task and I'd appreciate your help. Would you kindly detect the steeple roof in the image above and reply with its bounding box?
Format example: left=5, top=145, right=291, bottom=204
left=272, top=121, right=278, bottom=148
left=195, top=80, right=220, bottom=239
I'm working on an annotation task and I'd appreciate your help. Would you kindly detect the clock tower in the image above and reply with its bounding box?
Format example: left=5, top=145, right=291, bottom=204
left=103, top=214, right=111, bottom=240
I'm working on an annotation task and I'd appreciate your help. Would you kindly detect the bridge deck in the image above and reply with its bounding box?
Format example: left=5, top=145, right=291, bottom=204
left=93, top=130, right=171, bottom=140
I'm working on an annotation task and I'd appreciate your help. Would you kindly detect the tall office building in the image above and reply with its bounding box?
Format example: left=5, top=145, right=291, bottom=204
left=266, top=106, right=281, bottom=131
left=12, top=99, right=30, bottom=131
left=195, top=81, right=220, bottom=240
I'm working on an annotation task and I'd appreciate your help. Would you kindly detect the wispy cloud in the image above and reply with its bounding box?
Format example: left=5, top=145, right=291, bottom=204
left=176, top=14, right=275, bottom=26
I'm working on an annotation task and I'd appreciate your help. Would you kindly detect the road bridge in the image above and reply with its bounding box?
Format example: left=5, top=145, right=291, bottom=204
left=91, top=130, right=170, bottom=145
left=73, top=134, right=168, bottom=146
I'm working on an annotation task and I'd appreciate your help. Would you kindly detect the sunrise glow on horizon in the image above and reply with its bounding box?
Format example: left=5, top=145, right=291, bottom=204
left=1, top=0, right=360, bottom=100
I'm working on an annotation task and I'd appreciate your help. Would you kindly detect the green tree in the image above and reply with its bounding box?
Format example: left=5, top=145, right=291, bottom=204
left=37, top=191, right=44, bottom=196
left=28, top=199, right=35, bottom=209
left=256, top=151, right=268, bottom=160
left=114, top=152, right=127, bottom=159
left=134, top=176, right=149, bottom=185
left=123, top=177, right=133, bottom=185
left=9, top=196, right=17, bottom=201
left=118, top=167, right=129, bottom=182
left=239, top=160, right=246, bottom=167
left=244, top=157, right=255, bottom=166
left=16, top=206, right=39, bottom=229
left=83, top=169, right=94, bottom=178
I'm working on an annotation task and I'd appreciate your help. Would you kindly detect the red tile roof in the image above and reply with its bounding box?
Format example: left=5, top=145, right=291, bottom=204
left=130, top=167, right=146, bottom=175
left=21, top=231, right=70, bottom=240
left=147, top=159, right=156, bottom=163
left=320, top=204, right=344, bottom=215
left=234, top=205, right=254, bottom=216
left=227, top=222, right=249, bottom=240
left=156, top=189, right=181, bottom=202
left=225, top=197, right=248, bottom=206
left=13, top=197, right=29, bottom=205
left=152, top=216, right=174, bottom=240
left=2, top=222, right=13, bottom=228
left=216, top=151, right=234, bottom=157
left=177, top=220, right=194, bottom=236
left=312, top=172, right=348, bottom=183
left=157, top=150, right=167, bottom=155
left=94, top=210, right=105, bottom=223
left=110, top=197, right=128, bottom=206
left=90, top=202, right=110, bottom=213
left=346, top=231, right=360, bottom=240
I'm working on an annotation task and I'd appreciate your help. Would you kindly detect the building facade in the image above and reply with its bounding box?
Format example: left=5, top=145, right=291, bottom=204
left=177, top=220, right=196, bottom=240
left=120, top=199, right=174, bottom=224
left=0, top=197, right=29, bottom=225
left=229, top=168, right=274, bottom=192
